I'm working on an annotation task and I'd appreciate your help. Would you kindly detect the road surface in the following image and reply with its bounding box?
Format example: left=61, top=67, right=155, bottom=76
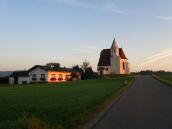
left=93, top=75, right=172, bottom=129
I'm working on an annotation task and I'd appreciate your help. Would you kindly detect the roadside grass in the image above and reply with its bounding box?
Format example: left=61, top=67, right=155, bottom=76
left=153, top=74, right=172, bottom=87
left=0, top=76, right=134, bottom=129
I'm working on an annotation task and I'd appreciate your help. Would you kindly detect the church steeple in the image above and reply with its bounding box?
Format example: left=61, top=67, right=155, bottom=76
left=111, top=37, right=119, bottom=49
left=111, top=37, right=119, bottom=56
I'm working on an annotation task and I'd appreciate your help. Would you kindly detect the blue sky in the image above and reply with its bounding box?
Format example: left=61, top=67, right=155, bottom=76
left=0, top=0, right=172, bottom=72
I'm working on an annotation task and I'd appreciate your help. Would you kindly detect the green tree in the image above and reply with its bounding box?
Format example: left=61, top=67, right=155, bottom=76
left=81, top=59, right=90, bottom=72
left=72, top=65, right=84, bottom=80
left=46, top=62, right=60, bottom=68
left=70, top=73, right=79, bottom=80
left=85, top=67, right=94, bottom=79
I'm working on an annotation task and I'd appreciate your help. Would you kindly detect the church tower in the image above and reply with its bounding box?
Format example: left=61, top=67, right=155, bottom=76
left=97, top=37, right=130, bottom=75
left=110, top=38, right=120, bottom=74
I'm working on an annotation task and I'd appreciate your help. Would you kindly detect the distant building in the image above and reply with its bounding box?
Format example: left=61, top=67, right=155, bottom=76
left=97, top=38, right=130, bottom=75
left=9, top=65, right=81, bottom=85
left=28, top=65, right=81, bottom=83
left=9, top=71, right=30, bottom=85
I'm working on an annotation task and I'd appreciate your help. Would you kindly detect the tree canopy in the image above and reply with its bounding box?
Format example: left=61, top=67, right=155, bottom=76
left=46, top=62, right=60, bottom=68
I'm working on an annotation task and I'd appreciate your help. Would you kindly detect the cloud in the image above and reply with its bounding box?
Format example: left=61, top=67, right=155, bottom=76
left=80, top=46, right=101, bottom=50
left=140, top=48, right=172, bottom=66
left=71, top=48, right=94, bottom=53
left=52, top=0, right=172, bottom=21
left=143, top=48, right=172, bottom=61
left=154, top=16, right=172, bottom=21
left=52, top=0, right=126, bottom=15
left=71, top=46, right=102, bottom=53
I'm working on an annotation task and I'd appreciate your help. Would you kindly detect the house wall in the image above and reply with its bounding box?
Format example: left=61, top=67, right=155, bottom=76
left=48, top=71, right=80, bottom=82
left=9, top=77, right=30, bottom=85
left=97, top=66, right=111, bottom=75
left=18, top=77, right=30, bottom=84
left=29, top=68, right=48, bottom=83
left=9, top=77, right=14, bottom=85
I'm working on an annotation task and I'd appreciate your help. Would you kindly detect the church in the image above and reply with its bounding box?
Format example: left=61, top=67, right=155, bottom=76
left=97, top=38, right=130, bottom=75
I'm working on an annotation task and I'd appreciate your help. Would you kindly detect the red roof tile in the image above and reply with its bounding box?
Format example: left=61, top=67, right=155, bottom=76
left=119, top=48, right=127, bottom=59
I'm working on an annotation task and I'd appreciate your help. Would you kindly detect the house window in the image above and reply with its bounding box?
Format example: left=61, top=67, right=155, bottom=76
left=100, top=70, right=103, bottom=75
left=50, top=74, right=56, bottom=82
left=51, top=74, right=56, bottom=78
left=59, top=74, right=63, bottom=78
left=41, top=74, right=45, bottom=78
left=32, top=74, right=36, bottom=78
left=32, top=74, right=37, bottom=81
left=58, top=74, right=63, bottom=81
left=40, top=74, right=46, bottom=81
left=123, top=62, right=125, bottom=70
left=65, top=75, right=70, bottom=81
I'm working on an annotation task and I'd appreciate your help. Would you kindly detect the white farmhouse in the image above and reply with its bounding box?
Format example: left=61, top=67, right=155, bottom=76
left=97, top=38, right=130, bottom=75
left=28, top=65, right=81, bottom=83
left=9, top=65, right=81, bottom=85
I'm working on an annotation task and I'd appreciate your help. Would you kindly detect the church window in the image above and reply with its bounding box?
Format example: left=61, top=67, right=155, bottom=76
left=123, top=62, right=125, bottom=70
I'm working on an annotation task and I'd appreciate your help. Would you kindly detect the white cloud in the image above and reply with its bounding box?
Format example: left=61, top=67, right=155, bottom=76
left=140, top=48, right=172, bottom=66
left=143, top=48, right=172, bottom=61
left=71, top=46, right=102, bottom=53
left=154, top=16, right=172, bottom=21
left=71, top=48, right=94, bottom=53
left=52, top=0, right=126, bottom=15
left=80, top=46, right=101, bottom=50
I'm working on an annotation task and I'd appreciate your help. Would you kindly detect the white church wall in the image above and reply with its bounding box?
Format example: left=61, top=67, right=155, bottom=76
left=110, top=42, right=121, bottom=74
left=97, top=66, right=111, bottom=75
left=120, top=59, right=130, bottom=74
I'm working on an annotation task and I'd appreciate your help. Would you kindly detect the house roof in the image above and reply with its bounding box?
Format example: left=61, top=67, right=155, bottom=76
left=98, top=48, right=128, bottom=66
left=28, top=65, right=80, bottom=73
left=10, top=71, right=29, bottom=78
left=98, top=49, right=111, bottom=66
left=119, top=48, right=128, bottom=59
left=28, top=65, right=48, bottom=72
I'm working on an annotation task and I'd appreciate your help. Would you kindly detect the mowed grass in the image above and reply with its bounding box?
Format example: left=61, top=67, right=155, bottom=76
left=0, top=76, right=134, bottom=129
left=154, top=74, right=172, bottom=86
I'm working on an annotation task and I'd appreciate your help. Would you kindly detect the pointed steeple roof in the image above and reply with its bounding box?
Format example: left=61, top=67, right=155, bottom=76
left=111, top=37, right=119, bottom=48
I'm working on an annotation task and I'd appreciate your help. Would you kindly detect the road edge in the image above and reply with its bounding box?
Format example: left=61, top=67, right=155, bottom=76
left=83, top=76, right=137, bottom=129
left=152, top=75, right=172, bottom=88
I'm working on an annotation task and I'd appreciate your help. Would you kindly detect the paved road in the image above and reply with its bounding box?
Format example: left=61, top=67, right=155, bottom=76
left=93, top=76, right=172, bottom=129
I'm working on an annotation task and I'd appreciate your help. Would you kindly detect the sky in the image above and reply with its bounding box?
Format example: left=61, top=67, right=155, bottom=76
left=0, top=0, right=172, bottom=72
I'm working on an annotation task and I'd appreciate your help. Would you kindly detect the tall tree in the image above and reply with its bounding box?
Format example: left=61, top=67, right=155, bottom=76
left=81, top=59, right=90, bottom=72
left=73, top=60, right=94, bottom=80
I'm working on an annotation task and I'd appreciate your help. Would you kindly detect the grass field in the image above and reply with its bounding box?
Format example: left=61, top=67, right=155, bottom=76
left=0, top=76, right=134, bottom=129
left=154, top=74, right=172, bottom=87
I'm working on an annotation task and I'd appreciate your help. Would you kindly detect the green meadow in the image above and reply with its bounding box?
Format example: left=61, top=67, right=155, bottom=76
left=0, top=76, right=134, bottom=129
left=154, top=75, right=172, bottom=87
